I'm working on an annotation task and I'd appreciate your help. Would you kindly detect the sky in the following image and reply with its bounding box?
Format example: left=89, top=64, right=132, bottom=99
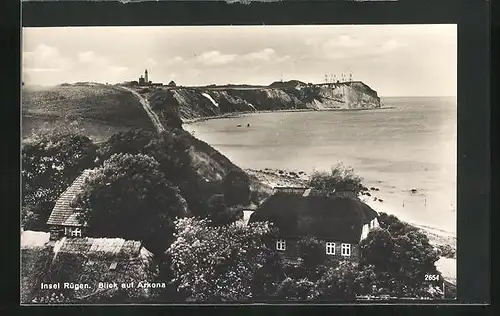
left=22, top=25, right=457, bottom=97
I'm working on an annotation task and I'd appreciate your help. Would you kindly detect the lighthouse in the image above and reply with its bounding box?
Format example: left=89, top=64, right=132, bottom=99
left=144, top=69, right=149, bottom=83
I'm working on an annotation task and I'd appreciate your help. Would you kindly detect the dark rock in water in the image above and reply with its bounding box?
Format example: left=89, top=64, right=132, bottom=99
left=247, top=123, right=250, bottom=127
left=375, top=188, right=380, bottom=191
left=378, top=198, right=384, bottom=202
left=373, top=197, right=377, bottom=201
left=410, top=189, right=418, bottom=194
left=370, top=187, right=376, bottom=191
left=365, top=192, right=371, bottom=197
left=237, top=124, right=242, bottom=127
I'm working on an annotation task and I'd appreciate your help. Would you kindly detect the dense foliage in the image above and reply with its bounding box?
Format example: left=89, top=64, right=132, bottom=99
left=97, top=128, right=206, bottom=217
left=308, top=163, right=365, bottom=194
left=222, top=169, right=251, bottom=207
left=206, top=194, right=244, bottom=226
left=74, top=153, right=189, bottom=254
left=297, top=237, right=328, bottom=271
left=166, top=218, right=281, bottom=302
left=359, top=213, right=443, bottom=298
left=21, top=130, right=97, bottom=230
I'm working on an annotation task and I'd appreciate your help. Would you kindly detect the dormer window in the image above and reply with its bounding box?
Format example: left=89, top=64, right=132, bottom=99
left=276, top=240, right=286, bottom=251
left=341, top=243, right=351, bottom=256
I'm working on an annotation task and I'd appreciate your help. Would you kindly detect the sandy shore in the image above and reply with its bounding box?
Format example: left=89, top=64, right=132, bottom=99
left=182, top=106, right=394, bottom=125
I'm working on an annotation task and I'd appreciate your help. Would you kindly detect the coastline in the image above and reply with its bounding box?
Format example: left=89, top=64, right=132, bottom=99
left=182, top=106, right=394, bottom=125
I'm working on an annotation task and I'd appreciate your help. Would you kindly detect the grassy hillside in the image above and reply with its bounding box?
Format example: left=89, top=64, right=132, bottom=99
left=22, top=83, right=155, bottom=142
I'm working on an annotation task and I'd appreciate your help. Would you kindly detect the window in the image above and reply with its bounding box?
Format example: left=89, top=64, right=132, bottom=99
left=326, top=242, right=335, bottom=255
left=109, top=262, right=118, bottom=271
left=276, top=240, right=286, bottom=251
left=341, top=243, right=351, bottom=256
left=71, top=228, right=82, bottom=237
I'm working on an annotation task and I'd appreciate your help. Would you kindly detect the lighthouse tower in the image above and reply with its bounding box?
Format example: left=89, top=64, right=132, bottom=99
left=144, top=69, right=149, bottom=83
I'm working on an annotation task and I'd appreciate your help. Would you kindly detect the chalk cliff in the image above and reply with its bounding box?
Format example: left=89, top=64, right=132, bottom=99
left=145, top=80, right=381, bottom=121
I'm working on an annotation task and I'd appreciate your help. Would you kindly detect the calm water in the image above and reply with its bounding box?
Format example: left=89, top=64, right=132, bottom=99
left=184, top=97, right=457, bottom=234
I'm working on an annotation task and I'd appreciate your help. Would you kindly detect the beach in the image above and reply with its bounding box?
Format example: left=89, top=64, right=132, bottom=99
left=183, top=97, right=457, bottom=279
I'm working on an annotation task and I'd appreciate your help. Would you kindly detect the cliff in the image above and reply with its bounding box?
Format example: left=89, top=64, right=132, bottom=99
left=142, top=80, right=381, bottom=121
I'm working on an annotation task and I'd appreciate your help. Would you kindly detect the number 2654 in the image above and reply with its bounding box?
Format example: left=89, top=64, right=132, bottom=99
left=425, top=274, right=440, bottom=281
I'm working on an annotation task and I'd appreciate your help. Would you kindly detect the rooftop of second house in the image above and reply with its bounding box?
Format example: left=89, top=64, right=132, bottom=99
left=46, top=169, right=94, bottom=227
left=249, top=192, right=378, bottom=243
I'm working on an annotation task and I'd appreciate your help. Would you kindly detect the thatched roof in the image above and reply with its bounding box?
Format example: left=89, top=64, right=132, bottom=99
left=249, top=194, right=378, bottom=243
left=54, top=237, right=145, bottom=259
left=24, top=237, right=158, bottom=303
left=47, top=169, right=94, bottom=227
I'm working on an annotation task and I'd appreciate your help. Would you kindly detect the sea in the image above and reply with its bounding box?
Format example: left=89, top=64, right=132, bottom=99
left=184, top=97, right=457, bottom=236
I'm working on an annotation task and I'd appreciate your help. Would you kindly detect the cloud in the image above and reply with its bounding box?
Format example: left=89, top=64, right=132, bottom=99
left=23, top=44, right=72, bottom=73
left=195, top=50, right=237, bottom=66
left=307, top=35, right=365, bottom=51
left=379, top=39, right=408, bottom=52
left=336, top=35, right=364, bottom=48
left=165, top=56, right=185, bottom=66
left=78, top=51, right=98, bottom=64
left=242, top=48, right=276, bottom=61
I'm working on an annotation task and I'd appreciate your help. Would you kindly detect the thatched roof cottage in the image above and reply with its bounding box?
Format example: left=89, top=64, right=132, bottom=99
left=249, top=188, right=379, bottom=261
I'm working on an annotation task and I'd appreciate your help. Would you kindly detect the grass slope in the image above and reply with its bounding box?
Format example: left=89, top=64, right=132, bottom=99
left=22, top=83, right=155, bottom=142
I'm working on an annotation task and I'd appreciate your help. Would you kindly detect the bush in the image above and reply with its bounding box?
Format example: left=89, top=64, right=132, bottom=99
left=297, top=237, right=327, bottom=275
left=308, top=163, right=364, bottom=195
left=359, top=215, right=442, bottom=298
left=437, top=244, right=456, bottom=259
left=222, top=169, right=251, bottom=207
left=167, top=218, right=281, bottom=302
left=273, top=277, right=317, bottom=301
left=206, top=194, right=243, bottom=226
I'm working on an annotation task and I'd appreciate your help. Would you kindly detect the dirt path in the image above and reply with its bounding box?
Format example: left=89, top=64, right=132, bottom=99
left=119, top=86, right=166, bottom=133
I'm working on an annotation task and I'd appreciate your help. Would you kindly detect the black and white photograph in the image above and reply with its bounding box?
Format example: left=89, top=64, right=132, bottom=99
left=20, top=25, right=457, bottom=304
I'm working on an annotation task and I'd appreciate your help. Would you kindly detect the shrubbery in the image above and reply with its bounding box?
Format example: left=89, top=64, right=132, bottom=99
left=359, top=213, right=443, bottom=298
left=308, top=163, right=365, bottom=195
left=166, top=218, right=281, bottom=302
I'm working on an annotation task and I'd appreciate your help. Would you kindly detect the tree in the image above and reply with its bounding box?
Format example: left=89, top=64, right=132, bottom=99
left=313, top=262, right=360, bottom=301
left=166, top=218, right=281, bottom=302
left=97, top=128, right=206, bottom=217
left=74, top=153, right=190, bottom=254
left=222, top=169, right=251, bottom=207
left=359, top=216, right=442, bottom=298
left=308, top=163, right=365, bottom=195
left=206, top=194, right=243, bottom=226
left=22, top=131, right=97, bottom=230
